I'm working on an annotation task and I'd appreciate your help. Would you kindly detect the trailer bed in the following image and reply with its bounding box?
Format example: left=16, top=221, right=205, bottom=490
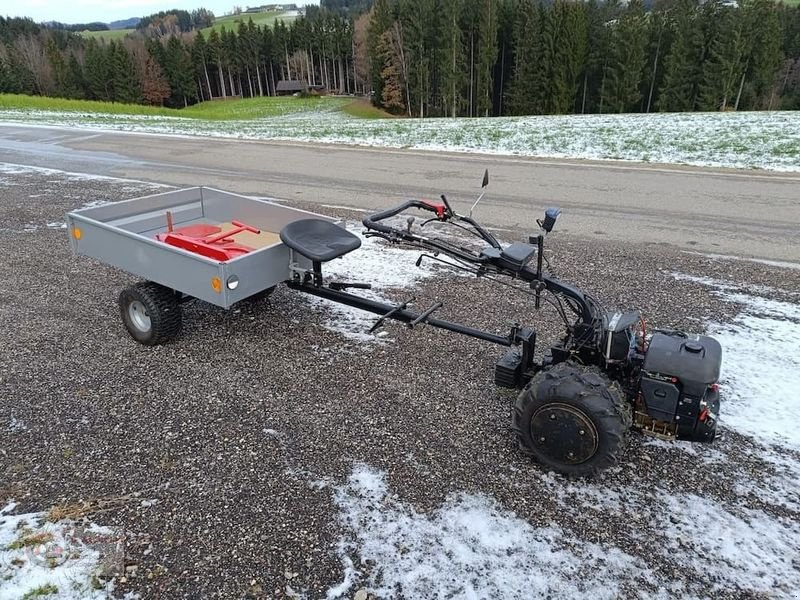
left=66, top=187, right=333, bottom=308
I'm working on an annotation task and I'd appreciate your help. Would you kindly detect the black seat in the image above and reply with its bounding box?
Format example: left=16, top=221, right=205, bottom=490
left=279, top=219, right=361, bottom=262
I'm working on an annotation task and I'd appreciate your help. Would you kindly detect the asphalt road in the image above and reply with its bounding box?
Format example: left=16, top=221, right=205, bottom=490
left=1, top=124, right=798, bottom=261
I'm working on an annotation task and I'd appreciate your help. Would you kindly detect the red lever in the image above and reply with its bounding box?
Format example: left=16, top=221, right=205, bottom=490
left=421, top=201, right=446, bottom=219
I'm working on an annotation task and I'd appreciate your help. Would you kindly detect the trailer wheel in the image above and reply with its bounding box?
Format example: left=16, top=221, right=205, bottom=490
left=512, top=362, right=630, bottom=477
left=119, top=282, right=182, bottom=346
left=244, top=286, right=276, bottom=303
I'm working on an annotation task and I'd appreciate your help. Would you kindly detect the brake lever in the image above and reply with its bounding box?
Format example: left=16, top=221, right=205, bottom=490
left=440, top=194, right=455, bottom=219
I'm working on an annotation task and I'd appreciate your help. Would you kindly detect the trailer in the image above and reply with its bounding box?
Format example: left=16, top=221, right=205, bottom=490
left=66, top=187, right=337, bottom=344
left=67, top=181, right=722, bottom=477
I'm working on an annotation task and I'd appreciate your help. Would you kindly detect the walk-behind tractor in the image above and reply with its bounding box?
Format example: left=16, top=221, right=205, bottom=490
left=67, top=175, right=722, bottom=477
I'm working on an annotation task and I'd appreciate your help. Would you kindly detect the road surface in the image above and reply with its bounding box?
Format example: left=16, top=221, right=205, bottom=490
left=1, top=124, right=798, bottom=261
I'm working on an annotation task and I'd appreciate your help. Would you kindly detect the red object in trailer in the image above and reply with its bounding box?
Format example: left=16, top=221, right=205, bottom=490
left=156, top=220, right=260, bottom=262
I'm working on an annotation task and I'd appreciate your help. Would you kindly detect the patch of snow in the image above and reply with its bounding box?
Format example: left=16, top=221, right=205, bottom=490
left=330, top=462, right=800, bottom=599
left=7, top=416, right=27, bottom=433
left=682, top=251, right=800, bottom=271
left=329, top=464, right=651, bottom=600
left=673, top=273, right=800, bottom=448
left=641, top=437, right=698, bottom=455
left=734, top=448, right=800, bottom=512
left=0, top=162, right=169, bottom=188
left=302, top=224, right=437, bottom=342
left=0, top=503, right=115, bottom=599
left=656, top=492, right=800, bottom=596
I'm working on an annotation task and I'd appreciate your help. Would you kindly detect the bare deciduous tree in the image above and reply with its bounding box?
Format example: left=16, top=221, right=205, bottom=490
left=13, top=34, right=53, bottom=95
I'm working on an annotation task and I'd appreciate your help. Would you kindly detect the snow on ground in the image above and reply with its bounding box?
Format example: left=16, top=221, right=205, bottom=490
left=672, top=273, right=800, bottom=448
left=1, top=108, right=798, bottom=171
left=0, top=502, right=116, bottom=599
left=683, top=251, right=800, bottom=271
left=329, top=465, right=651, bottom=600
left=0, top=162, right=169, bottom=188
left=328, top=464, right=800, bottom=599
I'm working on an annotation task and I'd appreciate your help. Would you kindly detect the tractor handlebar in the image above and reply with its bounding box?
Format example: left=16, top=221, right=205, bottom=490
left=362, top=199, right=448, bottom=236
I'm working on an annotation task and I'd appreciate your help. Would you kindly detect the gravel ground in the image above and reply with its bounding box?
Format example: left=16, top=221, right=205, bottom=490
left=1, top=168, right=799, bottom=599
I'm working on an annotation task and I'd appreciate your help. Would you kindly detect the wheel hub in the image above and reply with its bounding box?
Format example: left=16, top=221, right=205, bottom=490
left=530, top=403, right=598, bottom=465
left=128, top=300, right=151, bottom=332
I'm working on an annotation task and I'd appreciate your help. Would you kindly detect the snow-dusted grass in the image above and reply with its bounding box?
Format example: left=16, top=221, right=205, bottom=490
left=0, top=503, right=114, bottom=600
left=1, top=107, right=798, bottom=171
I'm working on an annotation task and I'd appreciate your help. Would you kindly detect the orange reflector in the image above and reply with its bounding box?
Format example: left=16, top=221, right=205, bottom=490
left=71, top=227, right=82, bottom=240
left=211, top=277, right=222, bottom=293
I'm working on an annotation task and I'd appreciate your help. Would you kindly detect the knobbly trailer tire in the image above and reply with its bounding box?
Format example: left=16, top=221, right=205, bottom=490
left=119, top=282, right=182, bottom=346
left=513, top=362, right=631, bottom=477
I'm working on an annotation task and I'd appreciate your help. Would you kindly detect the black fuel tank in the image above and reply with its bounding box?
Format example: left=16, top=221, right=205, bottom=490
left=643, top=333, right=722, bottom=397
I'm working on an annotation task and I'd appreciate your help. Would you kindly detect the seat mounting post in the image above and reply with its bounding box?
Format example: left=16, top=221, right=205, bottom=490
left=312, top=261, right=323, bottom=287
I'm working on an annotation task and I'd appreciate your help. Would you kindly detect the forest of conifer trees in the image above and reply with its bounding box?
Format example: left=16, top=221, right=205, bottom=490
left=1, top=0, right=798, bottom=116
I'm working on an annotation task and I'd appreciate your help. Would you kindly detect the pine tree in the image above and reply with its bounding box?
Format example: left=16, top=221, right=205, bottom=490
left=440, top=0, right=466, bottom=118
left=64, top=53, right=85, bottom=98
left=740, top=0, right=784, bottom=109
left=658, top=0, right=704, bottom=112
left=698, top=3, right=747, bottom=111
left=367, top=0, right=393, bottom=106
left=109, top=41, right=140, bottom=103
left=476, top=0, right=499, bottom=116
left=507, top=0, right=540, bottom=115
left=605, top=0, right=648, bottom=113
left=192, top=31, right=214, bottom=100
left=207, top=28, right=227, bottom=97
left=46, top=37, right=69, bottom=97
left=84, top=39, right=111, bottom=100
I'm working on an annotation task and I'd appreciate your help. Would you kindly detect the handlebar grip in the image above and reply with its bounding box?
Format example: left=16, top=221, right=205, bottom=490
left=363, top=200, right=444, bottom=235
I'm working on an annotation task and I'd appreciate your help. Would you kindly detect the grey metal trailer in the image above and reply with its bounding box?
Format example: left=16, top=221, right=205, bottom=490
left=66, top=186, right=336, bottom=344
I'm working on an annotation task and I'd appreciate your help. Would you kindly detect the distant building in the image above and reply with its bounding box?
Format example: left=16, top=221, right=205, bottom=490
left=244, top=3, right=299, bottom=12
left=275, top=80, right=326, bottom=95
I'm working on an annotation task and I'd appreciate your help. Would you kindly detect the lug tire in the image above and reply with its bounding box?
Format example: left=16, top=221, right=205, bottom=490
left=512, top=361, right=631, bottom=477
left=119, top=282, right=182, bottom=346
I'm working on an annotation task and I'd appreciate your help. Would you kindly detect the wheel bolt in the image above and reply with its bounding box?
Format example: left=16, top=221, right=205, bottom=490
left=579, top=430, right=585, bottom=436
left=539, top=436, right=545, bottom=442
left=549, top=414, right=556, bottom=420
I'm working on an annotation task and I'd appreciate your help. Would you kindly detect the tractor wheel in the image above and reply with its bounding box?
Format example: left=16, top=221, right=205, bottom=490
left=244, top=286, right=277, bottom=303
left=512, top=362, right=630, bottom=477
left=119, top=282, right=182, bottom=346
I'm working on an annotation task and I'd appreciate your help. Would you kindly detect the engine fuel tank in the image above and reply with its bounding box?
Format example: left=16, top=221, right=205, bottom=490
left=643, top=333, right=722, bottom=397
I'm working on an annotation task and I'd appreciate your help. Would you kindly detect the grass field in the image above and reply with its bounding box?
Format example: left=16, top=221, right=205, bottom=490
left=0, top=94, right=351, bottom=120
left=199, top=10, right=298, bottom=35
left=77, top=10, right=297, bottom=41
left=80, top=28, right=134, bottom=40
left=0, top=93, right=797, bottom=171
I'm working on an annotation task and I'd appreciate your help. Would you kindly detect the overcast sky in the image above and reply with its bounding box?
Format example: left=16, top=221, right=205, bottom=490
left=0, top=0, right=318, bottom=24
